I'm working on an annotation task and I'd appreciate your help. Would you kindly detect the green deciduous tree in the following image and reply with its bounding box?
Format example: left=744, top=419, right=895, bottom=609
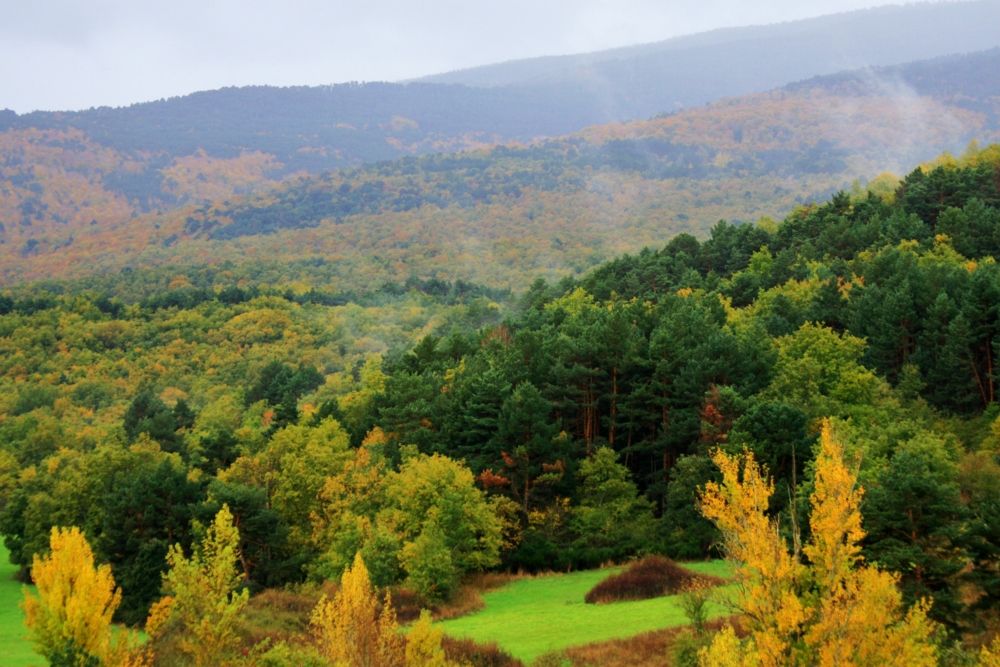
left=570, top=446, right=655, bottom=565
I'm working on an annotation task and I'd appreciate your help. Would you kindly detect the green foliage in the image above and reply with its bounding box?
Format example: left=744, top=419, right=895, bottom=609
left=862, top=433, right=972, bottom=628
left=399, top=520, right=457, bottom=602
left=570, top=447, right=655, bottom=566
left=245, top=361, right=324, bottom=429
left=2, top=147, right=1000, bottom=649
left=662, top=455, right=721, bottom=560
left=766, top=322, right=886, bottom=422
left=123, top=389, right=187, bottom=452
left=383, top=453, right=503, bottom=600
left=152, top=504, right=250, bottom=667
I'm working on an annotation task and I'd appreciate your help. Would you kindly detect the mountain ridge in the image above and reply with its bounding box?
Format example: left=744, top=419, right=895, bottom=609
left=4, top=47, right=1000, bottom=290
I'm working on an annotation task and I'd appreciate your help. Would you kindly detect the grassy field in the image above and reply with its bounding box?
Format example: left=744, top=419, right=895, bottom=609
left=0, top=543, right=42, bottom=667
left=436, top=560, right=733, bottom=663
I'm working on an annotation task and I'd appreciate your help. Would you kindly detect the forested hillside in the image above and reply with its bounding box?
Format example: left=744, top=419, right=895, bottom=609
left=2, top=3, right=1000, bottom=294
left=5, top=47, right=1000, bottom=290
left=2, top=147, right=1000, bottom=663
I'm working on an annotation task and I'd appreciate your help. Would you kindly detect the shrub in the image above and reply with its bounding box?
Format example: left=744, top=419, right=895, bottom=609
left=388, top=587, right=424, bottom=624
left=441, top=636, right=524, bottom=667
left=584, top=556, right=724, bottom=604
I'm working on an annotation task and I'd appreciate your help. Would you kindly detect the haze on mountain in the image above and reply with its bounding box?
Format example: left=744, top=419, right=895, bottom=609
left=3, top=1, right=1000, bottom=177
left=5, top=1, right=1000, bottom=290
left=5, top=43, right=1000, bottom=289
left=0, top=0, right=929, bottom=113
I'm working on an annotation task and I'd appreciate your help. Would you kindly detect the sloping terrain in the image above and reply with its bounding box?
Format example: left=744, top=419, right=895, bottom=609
left=1, top=2, right=998, bottom=258
left=4, top=48, right=1000, bottom=290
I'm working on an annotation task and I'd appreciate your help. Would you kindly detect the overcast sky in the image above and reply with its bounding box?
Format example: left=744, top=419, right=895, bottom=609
left=3, top=0, right=892, bottom=113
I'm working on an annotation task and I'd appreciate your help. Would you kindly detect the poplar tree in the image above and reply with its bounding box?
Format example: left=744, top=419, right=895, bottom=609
left=698, top=421, right=938, bottom=666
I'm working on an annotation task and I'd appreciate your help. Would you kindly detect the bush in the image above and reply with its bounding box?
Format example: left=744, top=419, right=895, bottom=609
left=388, top=587, right=424, bottom=624
left=584, top=556, right=723, bottom=604
left=671, top=630, right=711, bottom=667
left=441, top=636, right=524, bottom=667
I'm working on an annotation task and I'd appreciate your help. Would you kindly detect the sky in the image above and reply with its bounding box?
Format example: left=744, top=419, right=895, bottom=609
left=2, top=0, right=893, bottom=113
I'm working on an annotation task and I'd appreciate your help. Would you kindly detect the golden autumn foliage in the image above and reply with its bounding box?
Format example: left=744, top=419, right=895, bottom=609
left=148, top=504, right=249, bottom=667
left=980, top=636, right=1000, bottom=667
left=309, top=552, right=459, bottom=667
left=405, top=610, right=455, bottom=667
left=310, top=552, right=406, bottom=667
left=698, top=420, right=938, bottom=667
left=22, top=526, right=144, bottom=667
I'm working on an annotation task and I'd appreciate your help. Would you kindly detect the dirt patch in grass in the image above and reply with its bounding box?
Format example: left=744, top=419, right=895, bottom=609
left=584, top=556, right=726, bottom=605
left=564, top=616, right=743, bottom=667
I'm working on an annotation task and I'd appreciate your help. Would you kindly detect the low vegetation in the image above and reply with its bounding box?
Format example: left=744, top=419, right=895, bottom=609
left=584, top=556, right=725, bottom=605
left=435, top=561, right=732, bottom=663
left=563, top=618, right=741, bottom=667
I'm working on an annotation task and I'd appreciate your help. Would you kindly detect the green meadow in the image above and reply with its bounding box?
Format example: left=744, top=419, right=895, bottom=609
left=436, top=560, right=733, bottom=663
left=0, top=544, right=41, bottom=667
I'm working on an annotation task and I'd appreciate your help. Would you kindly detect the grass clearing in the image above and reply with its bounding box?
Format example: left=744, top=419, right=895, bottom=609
left=0, top=543, right=41, bottom=667
left=435, top=560, right=733, bottom=663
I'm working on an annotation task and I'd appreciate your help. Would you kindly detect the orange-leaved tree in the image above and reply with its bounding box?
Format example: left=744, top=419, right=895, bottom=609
left=698, top=420, right=938, bottom=666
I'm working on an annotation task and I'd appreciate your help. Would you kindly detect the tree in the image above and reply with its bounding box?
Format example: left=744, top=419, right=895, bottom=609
left=382, top=453, right=502, bottom=600
left=570, top=446, right=655, bottom=566
left=405, top=611, right=456, bottom=667
left=245, top=361, right=324, bottom=428
left=662, top=454, right=721, bottom=559
left=93, top=445, right=202, bottom=625
left=862, top=433, right=971, bottom=627
left=23, top=526, right=141, bottom=667
left=765, top=323, right=885, bottom=423
left=148, top=505, right=249, bottom=667
left=914, top=292, right=980, bottom=411
left=310, top=552, right=404, bottom=667
left=222, top=418, right=352, bottom=556
left=123, top=389, right=185, bottom=453
left=492, top=381, right=564, bottom=515
left=2, top=442, right=201, bottom=626
left=698, top=421, right=937, bottom=666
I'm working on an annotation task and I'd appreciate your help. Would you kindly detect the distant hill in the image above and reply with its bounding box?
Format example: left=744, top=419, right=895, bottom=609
left=2, top=2, right=999, bottom=180
left=4, top=47, right=1000, bottom=290
left=418, top=2, right=1000, bottom=112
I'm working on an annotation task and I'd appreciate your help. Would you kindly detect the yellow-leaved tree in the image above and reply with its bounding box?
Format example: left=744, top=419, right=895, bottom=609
left=146, top=504, right=249, bottom=667
left=310, top=551, right=458, bottom=667
left=310, top=551, right=405, bottom=667
left=405, top=610, right=452, bottom=667
left=698, top=420, right=938, bottom=667
left=22, top=526, right=144, bottom=667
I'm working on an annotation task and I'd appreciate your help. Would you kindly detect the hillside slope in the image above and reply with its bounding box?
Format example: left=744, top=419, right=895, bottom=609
left=5, top=48, right=1000, bottom=290
left=1, top=2, right=997, bottom=183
